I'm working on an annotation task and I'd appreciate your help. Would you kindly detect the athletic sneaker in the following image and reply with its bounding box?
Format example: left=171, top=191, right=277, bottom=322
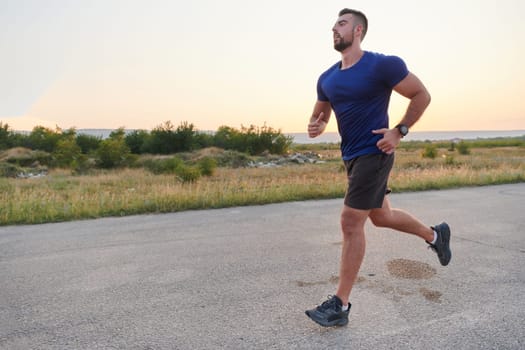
left=305, top=295, right=350, bottom=327
left=427, top=222, right=451, bottom=266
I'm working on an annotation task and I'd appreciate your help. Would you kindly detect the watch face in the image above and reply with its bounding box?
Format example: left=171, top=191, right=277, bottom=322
left=397, top=124, right=409, bottom=136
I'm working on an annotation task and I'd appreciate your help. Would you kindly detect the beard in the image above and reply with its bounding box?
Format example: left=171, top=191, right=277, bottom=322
left=333, top=30, right=355, bottom=52
left=334, top=36, right=353, bottom=52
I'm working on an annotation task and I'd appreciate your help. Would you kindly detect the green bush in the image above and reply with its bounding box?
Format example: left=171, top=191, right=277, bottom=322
left=26, top=126, right=63, bottom=152
left=0, top=162, right=20, bottom=177
left=0, top=122, right=17, bottom=150
left=421, top=144, right=438, bottom=159
left=176, top=164, right=201, bottom=183
left=143, top=157, right=184, bottom=174
left=143, top=156, right=202, bottom=182
left=2, top=122, right=298, bottom=163
left=76, top=133, right=102, bottom=154
left=456, top=141, right=471, bottom=155
left=142, top=121, right=199, bottom=154
left=214, top=124, right=292, bottom=155
left=52, top=137, right=87, bottom=168
left=174, top=121, right=198, bottom=152
left=197, top=156, right=217, bottom=176
left=95, top=136, right=135, bottom=168
left=125, top=129, right=150, bottom=154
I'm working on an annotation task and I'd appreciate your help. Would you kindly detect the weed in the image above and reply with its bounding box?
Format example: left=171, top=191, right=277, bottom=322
left=1, top=145, right=523, bottom=225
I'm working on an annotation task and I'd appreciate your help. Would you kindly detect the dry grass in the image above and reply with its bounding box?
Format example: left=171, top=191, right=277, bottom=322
left=0, top=146, right=523, bottom=225
left=391, top=147, right=525, bottom=191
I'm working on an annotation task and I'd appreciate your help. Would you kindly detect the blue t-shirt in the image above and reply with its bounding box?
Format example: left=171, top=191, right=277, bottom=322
left=317, top=51, right=409, bottom=160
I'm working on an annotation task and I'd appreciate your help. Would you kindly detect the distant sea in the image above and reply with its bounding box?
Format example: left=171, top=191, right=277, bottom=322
left=287, top=130, right=525, bottom=144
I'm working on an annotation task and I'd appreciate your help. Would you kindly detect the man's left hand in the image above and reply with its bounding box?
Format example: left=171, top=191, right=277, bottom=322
left=372, top=128, right=402, bottom=154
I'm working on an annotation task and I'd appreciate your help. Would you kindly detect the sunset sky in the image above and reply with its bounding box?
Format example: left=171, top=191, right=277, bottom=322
left=1, top=0, right=524, bottom=133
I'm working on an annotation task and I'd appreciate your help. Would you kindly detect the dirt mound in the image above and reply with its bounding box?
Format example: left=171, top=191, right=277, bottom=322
left=0, top=147, right=35, bottom=161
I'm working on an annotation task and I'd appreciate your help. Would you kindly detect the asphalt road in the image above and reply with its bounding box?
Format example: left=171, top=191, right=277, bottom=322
left=1, top=184, right=524, bottom=349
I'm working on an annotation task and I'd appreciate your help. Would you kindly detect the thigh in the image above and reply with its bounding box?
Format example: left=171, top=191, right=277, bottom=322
left=368, top=195, right=393, bottom=226
left=344, top=153, right=394, bottom=210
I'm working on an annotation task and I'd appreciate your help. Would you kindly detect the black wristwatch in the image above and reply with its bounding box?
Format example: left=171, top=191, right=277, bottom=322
left=395, top=124, right=409, bottom=137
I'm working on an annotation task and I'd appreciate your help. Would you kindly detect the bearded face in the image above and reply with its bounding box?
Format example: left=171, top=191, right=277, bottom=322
left=333, top=23, right=358, bottom=52
left=333, top=32, right=353, bottom=52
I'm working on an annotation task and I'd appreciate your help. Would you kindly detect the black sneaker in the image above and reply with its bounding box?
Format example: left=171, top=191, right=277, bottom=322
left=305, top=295, right=350, bottom=327
left=427, top=222, right=451, bottom=266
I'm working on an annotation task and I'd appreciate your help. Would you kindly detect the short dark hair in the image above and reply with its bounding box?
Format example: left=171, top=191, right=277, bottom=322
left=338, top=8, right=368, bottom=41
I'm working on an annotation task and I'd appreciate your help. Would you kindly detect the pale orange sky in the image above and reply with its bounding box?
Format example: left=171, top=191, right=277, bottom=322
left=1, top=0, right=524, bottom=132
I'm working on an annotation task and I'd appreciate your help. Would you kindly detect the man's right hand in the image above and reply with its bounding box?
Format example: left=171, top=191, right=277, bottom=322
left=308, top=112, right=327, bottom=138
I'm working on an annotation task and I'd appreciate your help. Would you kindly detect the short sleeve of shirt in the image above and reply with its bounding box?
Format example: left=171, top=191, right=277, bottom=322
left=316, top=74, right=329, bottom=102
left=316, top=63, right=339, bottom=102
left=377, top=55, right=409, bottom=88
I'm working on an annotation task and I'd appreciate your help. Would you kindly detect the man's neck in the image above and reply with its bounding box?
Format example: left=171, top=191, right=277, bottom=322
left=340, top=47, right=364, bottom=70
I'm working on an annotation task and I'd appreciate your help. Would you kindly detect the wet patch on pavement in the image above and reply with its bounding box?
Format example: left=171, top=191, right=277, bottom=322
left=419, top=287, right=442, bottom=302
left=387, top=259, right=437, bottom=279
left=295, top=262, right=442, bottom=304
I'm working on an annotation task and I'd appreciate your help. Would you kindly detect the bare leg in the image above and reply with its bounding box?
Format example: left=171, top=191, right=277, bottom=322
left=335, top=197, right=434, bottom=306
left=369, top=196, right=434, bottom=242
left=335, top=205, right=370, bottom=306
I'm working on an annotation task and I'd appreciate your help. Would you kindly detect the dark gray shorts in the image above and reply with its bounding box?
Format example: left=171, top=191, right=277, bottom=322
left=343, top=153, right=395, bottom=210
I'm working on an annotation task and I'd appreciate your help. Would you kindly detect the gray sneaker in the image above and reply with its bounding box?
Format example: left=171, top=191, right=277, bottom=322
left=427, top=222, right=451, bottom=266
left=305, top=295, right=350, bottom=327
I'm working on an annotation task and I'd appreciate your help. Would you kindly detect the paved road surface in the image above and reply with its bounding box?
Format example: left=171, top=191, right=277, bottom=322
left=1, top=184, right=524, bottom=349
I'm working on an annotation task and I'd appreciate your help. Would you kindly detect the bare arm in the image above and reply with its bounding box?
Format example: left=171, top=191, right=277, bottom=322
left=308, top=100, right=332, bottom=138
left=393, top=72, right=431, bottom=127
left=373, top=72, right=431, bottom=153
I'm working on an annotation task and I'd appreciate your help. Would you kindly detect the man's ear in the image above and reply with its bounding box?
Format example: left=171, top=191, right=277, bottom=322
left=354, top=24, right=363, bottom=37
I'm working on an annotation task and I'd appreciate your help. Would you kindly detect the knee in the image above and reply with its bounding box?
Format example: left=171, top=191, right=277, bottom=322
left=340, top=213, right=364, bottom=237
left=340, top=215, right=352, bottom=233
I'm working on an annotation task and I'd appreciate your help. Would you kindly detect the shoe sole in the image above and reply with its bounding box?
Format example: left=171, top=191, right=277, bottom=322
left=437, top=223, right=451, bottom=266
